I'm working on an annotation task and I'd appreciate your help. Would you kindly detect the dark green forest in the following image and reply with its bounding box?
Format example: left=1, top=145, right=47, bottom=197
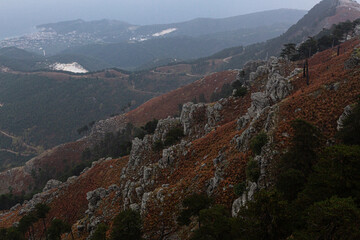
left=0, top=73, right=155, bottom=148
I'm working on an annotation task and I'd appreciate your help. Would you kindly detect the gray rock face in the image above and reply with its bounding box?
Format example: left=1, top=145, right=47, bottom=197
left=249, top=65, right=270, bottom=82
left=128, top=135, right=152, bottom=168
left=135, top=186, right=144, bottom=199
left=231, top=57, right=294, bottom=213
left=235, top=123, right=257, bottom=152
left=181, top=101, right=226, bottom=137
left=345, top=48, right=360, bottom=69
left=161, top=146, right=178, bottom=168
left=42, top=179, right=62, bottom=192
left=130, top=203, right=140, bottom=212
left=232, top=105, right=279, bottom=211
left=248, top=92, right=270, bottom=118
left=269, top=57, right=282, bottom=74
left=10, top=203, right=21, bottom=212
left=156, top=188, right=165, bottom=202
left=288, top=68, right=302, bottom=79
left=108, top=184, right=119, bottom=192
left=231, top=181, right=258, bottom=217
left=143, top=167, right=153, bottom=182
left=122, top=180, right=137, bottom=206
left=237, top=57, right=293, bottom=130
left=237, top=113, right=251, bottom=130
left=265, top=73, right=292, bottom=102
left=206, top=102, right=224, bottom=132
left=84, top=185, right=119, bottom=235
left=19, top=191, right=56, bottom=215
left=180, top=103, right=207, bottom=136
left=141, top=192, right=152, bottom=214
left=337, top=105, right=353, bottom=131
left=67, top=176, right=78, bottom=183
left=207, top=152, right=226, bottom=196
left=160, top=141, right=190, bottom=168
left=90, top=114, right=128, bottom=142
left=354, top=24, right=360, bottom=36
left=153, top=117, right=181, bottom=142
left=236, top=60, right=266, bottom=86
left=86, top=188, right=108, bottom=213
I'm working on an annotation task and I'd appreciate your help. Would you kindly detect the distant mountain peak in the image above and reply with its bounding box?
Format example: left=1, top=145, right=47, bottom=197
left=323, top=0, right=360, bottom=28
left=279, top=0, right=360, bottom=43
left=338, top=0, right=360, bottom=7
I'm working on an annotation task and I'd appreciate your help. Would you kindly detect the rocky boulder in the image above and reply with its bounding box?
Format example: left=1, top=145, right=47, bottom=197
left=249, top=65, right=270, bottom=82
left=42, top=179, right=62, bottom=192
left=206, top=102, right=224, bottom=132
left=206, top=152, right=226, bottom=196
left=86, top=188, right=108, bottom=213
left=337, top=104, right=353, bottom=131
left=128, top=135, right=152, bottom=168
left=354, top=24, right=360, bottom=36
left=265, top=73, right=292, bottom=102
left=160, top=140, right=190, bottom=168
left=231, top=181, right=258, bottom=217
left=153, top=117, right=181, bottom=142
left=90, top=114, right=128, bottom=142
left=180, top=103, right=207, bottom=136
left=345, top=48, right=360, bottom=69
left=247, top=92, right=270, bottom=118
left=236, top=60, right=266, bottom=86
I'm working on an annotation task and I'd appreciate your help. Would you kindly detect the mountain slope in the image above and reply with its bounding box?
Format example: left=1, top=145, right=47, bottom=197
left=59, top=34, right=265, bottom=70
left=136, top=9, right=307, bottom=37
left=217, top=0, right=360, bottom=69
left=0, top=69, right=238, bottom=195
left=0, top=36, right=359, bottom=239
left=0, top=0, right=358, bottom=193
left=0, top=3, right=360, bottom=239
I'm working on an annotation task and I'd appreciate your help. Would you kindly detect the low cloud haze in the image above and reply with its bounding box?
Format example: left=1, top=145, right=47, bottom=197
left=0, top=0, right=323, bottom=39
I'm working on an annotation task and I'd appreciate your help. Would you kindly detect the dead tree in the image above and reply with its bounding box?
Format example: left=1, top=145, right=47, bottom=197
left=306, top=59, right=310, bottom=86
left=303, top=59, right=310, bottom=85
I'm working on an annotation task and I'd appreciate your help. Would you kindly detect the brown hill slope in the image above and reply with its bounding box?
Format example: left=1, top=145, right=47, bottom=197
left=1, top=37, right=359, bottom=239
left=0, top=70, right=237, bottom=195
left=126, top=71, right=237, bottom=125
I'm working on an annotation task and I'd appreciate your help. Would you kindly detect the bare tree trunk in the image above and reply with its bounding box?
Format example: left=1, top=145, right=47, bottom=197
left=303, top=61, right=306, bottom=78
left=42, top=218, right=48, bottom=240
left=306, top=59, right=310, bottom=86
left=30, top=224, right=35, bottom=240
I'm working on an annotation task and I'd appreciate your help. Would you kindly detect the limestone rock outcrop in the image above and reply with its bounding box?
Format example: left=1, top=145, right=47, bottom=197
left=337, top=104, right=353, bottom=131
left=42, top=179, right=62, bottom=192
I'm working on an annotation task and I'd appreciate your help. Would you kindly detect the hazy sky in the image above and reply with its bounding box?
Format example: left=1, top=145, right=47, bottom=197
left=0, top=0, right=322, bottom=39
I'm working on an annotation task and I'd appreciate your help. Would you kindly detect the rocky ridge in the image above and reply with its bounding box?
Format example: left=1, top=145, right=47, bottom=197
left=0, top=53, right=299, bottom=238
left=0, top=70, right=237, bottom=196
left=0, top=37, right=360, bottom=240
